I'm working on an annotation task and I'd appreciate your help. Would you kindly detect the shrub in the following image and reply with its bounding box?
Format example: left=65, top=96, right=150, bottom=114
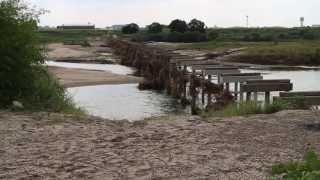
left=271, top=151, right=320, bottom=179
left=204, top=101, right=289, bottom=118
left=147, top=22, right=163, bottom=33
left=0, top=0, right=79, bottom=113
left=166, top=31, right=208, bottom=43
left=168, top=19, right=188, bottom=33
left=208, top=31, right=219, bottom=40
left=188, top=18, right=206, bottom=33
left=122, top=23, right=139, bottom=34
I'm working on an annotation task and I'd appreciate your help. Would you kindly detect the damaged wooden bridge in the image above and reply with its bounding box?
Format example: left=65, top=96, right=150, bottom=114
left=108, top=39, right=319, bottom=114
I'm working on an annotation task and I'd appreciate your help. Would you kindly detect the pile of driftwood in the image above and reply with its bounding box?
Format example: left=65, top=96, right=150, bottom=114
left=108, top=40, right=170, bottom=90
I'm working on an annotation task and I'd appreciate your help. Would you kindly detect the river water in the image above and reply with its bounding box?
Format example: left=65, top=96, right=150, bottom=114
left=47, top=61, right=320, bottom=121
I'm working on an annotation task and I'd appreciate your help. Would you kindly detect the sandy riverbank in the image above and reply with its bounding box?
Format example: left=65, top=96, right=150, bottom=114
left=48, top=66, right=142, bottom=88
left=1, top=110, right=319, bottom=179
left=47, top=42, right=118, bottom=63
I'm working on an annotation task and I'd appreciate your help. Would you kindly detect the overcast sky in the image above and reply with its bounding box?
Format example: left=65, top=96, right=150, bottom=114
left=27, top=0, right=320, bottom=28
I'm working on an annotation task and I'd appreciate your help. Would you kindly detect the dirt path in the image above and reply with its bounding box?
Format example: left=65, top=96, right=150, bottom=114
left=48, top=66, right=142, bottom=88
left=1, top=110, right=319, bottom=179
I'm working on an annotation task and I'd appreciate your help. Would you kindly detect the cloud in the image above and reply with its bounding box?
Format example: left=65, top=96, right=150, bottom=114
left=27, top=0, right=320, bottom=27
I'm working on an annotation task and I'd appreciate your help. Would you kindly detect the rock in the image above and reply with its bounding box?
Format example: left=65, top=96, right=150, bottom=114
left=12, top=101, right=24, bottom=109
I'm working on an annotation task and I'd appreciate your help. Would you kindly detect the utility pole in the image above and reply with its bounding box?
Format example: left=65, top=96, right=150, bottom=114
left=246, top=15, right=249, bottom=28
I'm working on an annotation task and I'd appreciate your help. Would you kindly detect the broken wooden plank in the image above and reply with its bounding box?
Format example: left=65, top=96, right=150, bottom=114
left=241, top=83, right=293, bottom=92
left=280, top=91, right=320, bottom=97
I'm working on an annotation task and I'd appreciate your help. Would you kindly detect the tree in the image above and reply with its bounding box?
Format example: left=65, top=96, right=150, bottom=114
left=168, top=19, right=188, bottom=33
left=0, top=0, right=76, bottom=112
left=147, top=22, right=163, bottom=33
left=122, top=23, right=139, bottom=34
left=188, top=19, right=206, bottom=33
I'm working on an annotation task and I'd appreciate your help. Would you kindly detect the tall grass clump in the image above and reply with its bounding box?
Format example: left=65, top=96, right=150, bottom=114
left=0, top=0, right=80, bottom=113
left=271, top=150, right=320, bottom=179
left=205, top=101, right=289, bottom=118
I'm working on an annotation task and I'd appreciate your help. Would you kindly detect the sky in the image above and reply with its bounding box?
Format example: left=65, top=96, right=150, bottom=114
left=27, top=0, right=320, bottom=28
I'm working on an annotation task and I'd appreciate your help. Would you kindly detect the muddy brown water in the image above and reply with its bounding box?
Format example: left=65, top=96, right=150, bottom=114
left=47, top=61, right=320, bottom=121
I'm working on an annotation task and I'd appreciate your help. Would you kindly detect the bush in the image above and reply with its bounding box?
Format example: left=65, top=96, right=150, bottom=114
left=188, top=19, right=206, bottom=33
left=122, top=23, right=139, bottom=34
left=147, top=22, right=163, bottom=33
left=271, top=151, right=320, bottom=179
left=0, top=0, right=79, bottom=113
left=168, top=19, right=188, bottom=33
left=204, top=101, right=289, bottom=118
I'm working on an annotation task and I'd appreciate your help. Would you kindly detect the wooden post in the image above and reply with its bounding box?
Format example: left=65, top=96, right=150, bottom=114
left=265, top=92, right=271, bottom=105
left=183, top=65, right=187, bottom=99
left=191, top=70, right=197, bottom=115
left=226, top=83, right=230, bottom=92
left=254, top=92, right=258, bottom=102
left=168, top=63, right=172, bottom=95
left=246, top=92, right=252, bottom=101
left=207, top=75, right=212, bottom=107
left=217, top=73, right=221, bottom=84
left=201, top=71, right=205, bottom=104
left=234, top=82, right=239, bottom=100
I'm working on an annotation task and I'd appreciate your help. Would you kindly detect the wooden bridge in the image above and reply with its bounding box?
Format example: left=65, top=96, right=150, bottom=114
left=109, top=40, right=319, bottom=115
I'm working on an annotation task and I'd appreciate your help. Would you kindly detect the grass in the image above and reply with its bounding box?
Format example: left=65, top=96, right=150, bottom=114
left=271, top=150, right=320, bottom=179
left=233, top=41, right=320, bottom=66
left=179, top=40, right=320, bottom=66
left=204, top=101, right=289, bottom=118
left=37, top=29, right=109, bottom=44
left=9, top=66, right=84, bottom=115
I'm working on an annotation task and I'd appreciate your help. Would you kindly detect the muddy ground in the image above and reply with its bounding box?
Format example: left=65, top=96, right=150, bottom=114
left=1, top=110, right=320, bottom=180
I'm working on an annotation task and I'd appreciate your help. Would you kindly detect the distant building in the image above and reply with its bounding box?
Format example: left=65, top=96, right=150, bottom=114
left=57, top=24, right=95, bottom=30
left=106, top=25, right=126, bottom=31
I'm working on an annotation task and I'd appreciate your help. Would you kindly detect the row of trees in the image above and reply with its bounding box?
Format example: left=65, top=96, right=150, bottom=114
left=121, top=19, right=207, bottom=34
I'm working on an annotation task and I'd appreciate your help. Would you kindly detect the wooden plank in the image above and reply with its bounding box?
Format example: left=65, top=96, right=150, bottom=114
left=221, top=73, right=261, bottom=77
left=205, top=69, right=240, bottom=75
left=246, top=79, right=291, bottom=84
left=221, top=75, right=263, bottom=83
left=192, top=64, right=221, bottom=70
left=275, top=96, right=320, bottom=106
left=241, top=83, right=293, bottom=92
left=280, top=91, right=320, bottom=97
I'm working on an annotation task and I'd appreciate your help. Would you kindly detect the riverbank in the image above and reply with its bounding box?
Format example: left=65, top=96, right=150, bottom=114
left=47, top=42, right=118, bottom=64
left=48, top=66, right=142, bottom=88
left=1, top=110, right=319, bottom=179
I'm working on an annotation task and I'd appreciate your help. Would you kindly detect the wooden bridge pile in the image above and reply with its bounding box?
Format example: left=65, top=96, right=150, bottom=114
left=108, top=40, right=320, bottom=114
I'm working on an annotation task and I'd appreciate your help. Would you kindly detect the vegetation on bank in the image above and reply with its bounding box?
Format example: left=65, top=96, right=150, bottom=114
left=0, top=0, right=80, bottom=113
left=37, top=29, right=108, bottom=44
left=181, top=40, right=320, bottom=66
left=271, top=151, right=320, bottom=179
left=204, top=101, right=290, bottom=118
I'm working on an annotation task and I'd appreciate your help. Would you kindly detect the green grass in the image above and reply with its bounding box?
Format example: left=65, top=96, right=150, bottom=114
left=179, top=40, right=320, bottom=66
left=271, top=151, right=320, bottom=180
left=204, top=101, right=289, bottom=118
left=233, top=41, right=320, bottom=66
left=36, top=29, right=109, bottom=44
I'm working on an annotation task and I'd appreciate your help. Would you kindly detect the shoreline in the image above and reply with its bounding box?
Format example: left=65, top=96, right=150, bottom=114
left=48, top=66, right=142, bottom=88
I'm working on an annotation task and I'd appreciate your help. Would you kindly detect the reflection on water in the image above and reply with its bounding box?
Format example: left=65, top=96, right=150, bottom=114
left=46, top=61, right=135, bottom=75
left=68, top=84, right=185, bottom=121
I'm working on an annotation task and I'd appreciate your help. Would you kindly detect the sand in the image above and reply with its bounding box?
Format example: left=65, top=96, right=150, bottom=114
left=48, top=66, right=142, bottom=88
left=1, top=110, right=319, bottom=179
